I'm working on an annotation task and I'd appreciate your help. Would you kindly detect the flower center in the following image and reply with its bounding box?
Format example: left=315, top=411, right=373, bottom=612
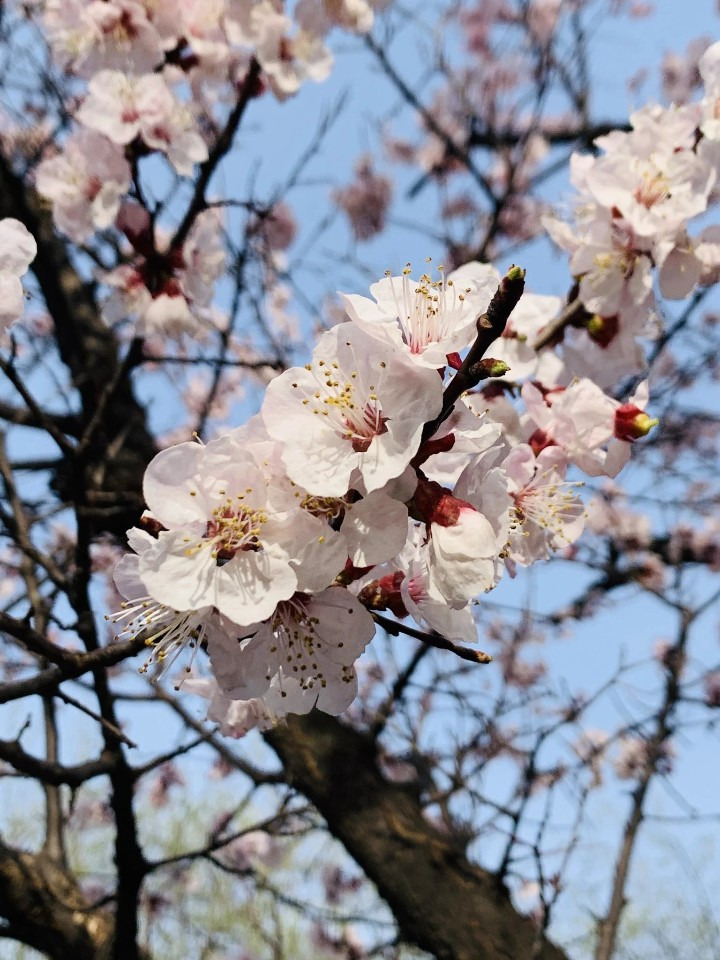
left=107, top=11, right=140, bottom=45
left=204, top=498, right=268, bottom=561
left=85, top=175, right=103, bottom=203
left=278, top=37, right=295, bottom=62
left=303, top=358, right=389, bottom=451
left=300, top=493, right=346, bottom=521
left=511, top=472, right=583, bottom=543
left=634, top=169, right=670, bottom=209
left=388, top=264, right=471, bottom=354
left=264, top=596, right=353, bottom=693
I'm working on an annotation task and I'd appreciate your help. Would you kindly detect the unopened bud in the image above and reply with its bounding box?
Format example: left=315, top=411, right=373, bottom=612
left=469, top=357, right=511, bottom=381
left=505, top=265, right=526, bottom=282
left=482, top=358, right=510, bottom=378
left=482, top=266, right=526, bottom=337
left=614, top=404, right=659, bottom=441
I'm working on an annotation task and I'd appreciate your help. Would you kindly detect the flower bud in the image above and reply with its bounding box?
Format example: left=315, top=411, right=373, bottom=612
left=614, top=404, right=659, bottom=441
left=473, top=358, right=511, bottom=379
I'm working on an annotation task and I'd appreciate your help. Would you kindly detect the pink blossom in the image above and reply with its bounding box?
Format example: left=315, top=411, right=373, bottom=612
left=412, top=474, right=511, bottom=606
left=183, top=677, right=278, bottom=738
left=253, top=201, right=298, bottom=251
left=262, top=322, right=442, bottom=497
left=136, top=438, right=314, bottom=627
left=43, top=0, right=171, bottom=76
left=77, top=70, right=208, bottom=174
left=252, top=7, right=333, bottom=100
left=586, top=495, right=651, bottom=549
left=573, top=729, right=609, bottom=787
left=102, top=208, right=225, bottom=337
left=544, top=205, right=654, bottom=316
left=356, top=524, right=478, bottom=642
left=208, top=587, right=374, bottom=711
left=662, top=38, right=711, bottom=105
left=220, top=830, right=279, bottom=872
left=503, top=445, right=585, bottom=567
left=296, top=0, right=375, bottom=36
left=584, top=137, right=713, bottom=241
left=36, top=129, right=130, bottom=242
left=483, top=292, right=566, bottom=385
left=342, top=261, right=499, bottom=368
left=333, top=156, right=393, bottom=241
left=614, top=736, right=675, bottom=780
left=522, top=379, right=653, bottom=478
left=83, top=0, right=166, bottom=74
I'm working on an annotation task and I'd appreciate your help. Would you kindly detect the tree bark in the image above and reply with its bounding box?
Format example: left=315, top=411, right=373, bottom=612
left=268, top=712, right=569, bottom=960
left=0, top=839, right=115, bottom=960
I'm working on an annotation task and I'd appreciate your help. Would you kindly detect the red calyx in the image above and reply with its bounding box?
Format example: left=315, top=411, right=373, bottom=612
left=614, top=405, right=658, bottom=441
left=410, top=475, right=474, bottom=527
left=357, top=571, right=408, bottom=618
left=528, top=428, right=557, bottom=456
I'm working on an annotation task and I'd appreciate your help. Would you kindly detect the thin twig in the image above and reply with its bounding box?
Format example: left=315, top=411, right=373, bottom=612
left=372, top=612, right=493, bottom=664
left=55, top=688, right=137, bottom=749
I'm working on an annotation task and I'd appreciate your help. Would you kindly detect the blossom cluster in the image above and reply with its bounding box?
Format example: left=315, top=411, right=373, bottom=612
left=543, top=42, right=720, bottom=385
left=19, top=9, right=720, bottom=738
left=112, top=255, right=663, bottom=736
left=33, top=0, right=388, bottom=336
left=109, top=32, right=720, bottom=732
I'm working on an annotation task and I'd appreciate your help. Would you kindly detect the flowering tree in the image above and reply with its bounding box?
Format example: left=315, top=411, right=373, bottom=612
left=1, top=2, right=720, bottom=958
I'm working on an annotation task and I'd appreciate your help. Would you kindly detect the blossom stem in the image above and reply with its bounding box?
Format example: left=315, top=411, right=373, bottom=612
left=421, top=266, right=526, bottom=442
left=372, top=612, right=492, bottom=664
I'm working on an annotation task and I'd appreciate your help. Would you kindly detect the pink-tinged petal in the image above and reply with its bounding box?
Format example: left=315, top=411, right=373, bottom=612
left=209, top=625, right=271, bottom=700
left=430, top=510, right=500, bottom=605
left=138, top=530, right=219, bottom=611
left=143, top=442, right=214, bottom=525
left=113, top=553, right=144, bottom=601
left=659, top=247, right=701, bottom=300
left=264, top=672, right=317, bottom=716
left=603, top=439, right=632, bottom=479
left=315, top=667, right=358, bottom=714
left=215, top=547, right=297, bottom=626
left=287, top=519, right=347, bottom=593
left=310, top=587, right=375, bottom=665
left=503, top=445, right=536, bottom=488
left=534, top=446, right=569, bottom=475
left=343, top=493, right=408, bottom=566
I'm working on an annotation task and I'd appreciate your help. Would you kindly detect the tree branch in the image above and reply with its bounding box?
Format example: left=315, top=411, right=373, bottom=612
left=0, top=836, right=115, bottom=960
left=267, top=712, right=569, bottom=960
